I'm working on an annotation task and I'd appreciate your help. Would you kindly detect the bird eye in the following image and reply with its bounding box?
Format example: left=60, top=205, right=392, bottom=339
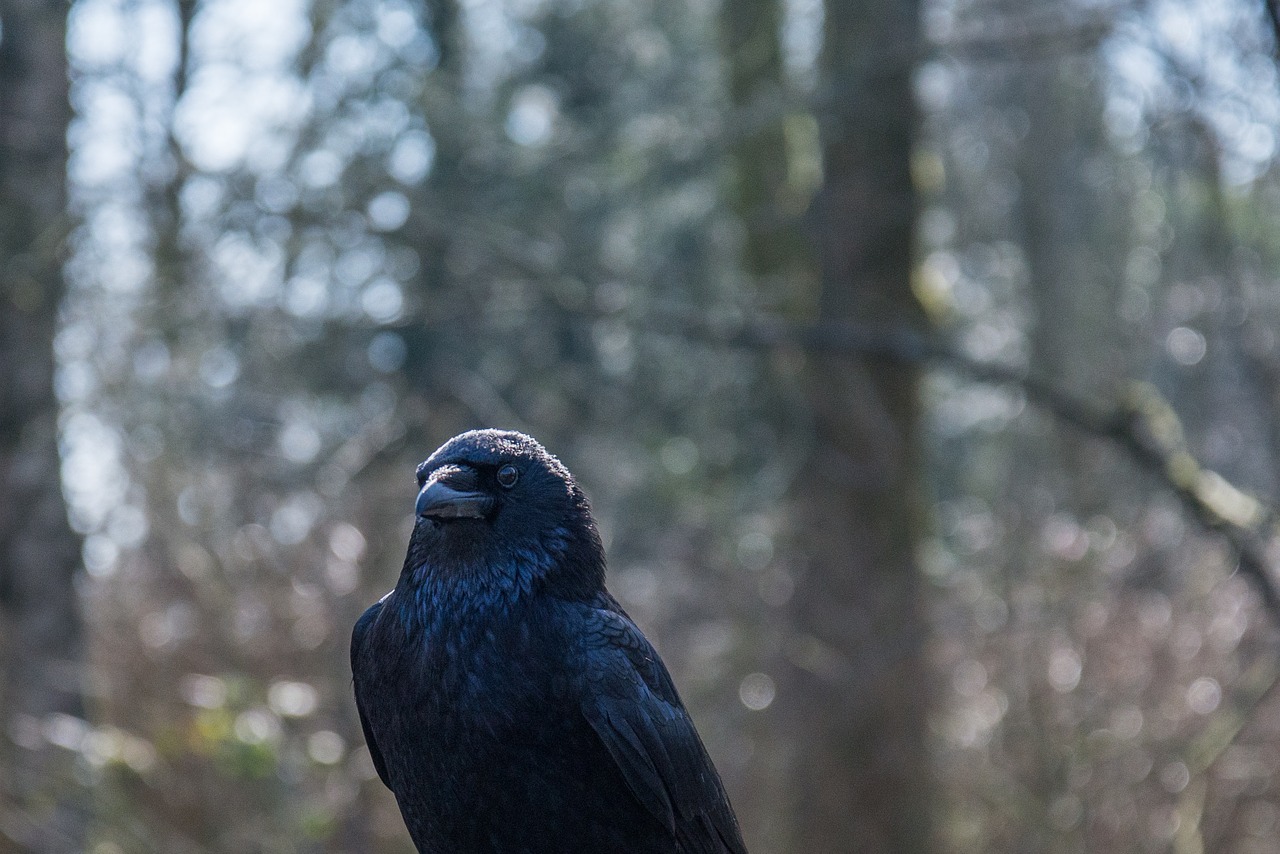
left=415, top=463, right=429, bottom=486
left=496, top=464, right=519, bottom=489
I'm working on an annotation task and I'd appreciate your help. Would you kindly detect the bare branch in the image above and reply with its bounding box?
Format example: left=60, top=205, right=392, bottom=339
left=660, top=312, right=1280, bottom=620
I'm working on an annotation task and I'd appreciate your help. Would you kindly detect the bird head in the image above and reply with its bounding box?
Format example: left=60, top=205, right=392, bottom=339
left=401, top=429, right=605, bottom=601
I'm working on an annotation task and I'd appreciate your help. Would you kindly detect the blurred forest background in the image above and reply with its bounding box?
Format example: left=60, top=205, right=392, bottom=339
left=5, top=0, right=1280, bottom=851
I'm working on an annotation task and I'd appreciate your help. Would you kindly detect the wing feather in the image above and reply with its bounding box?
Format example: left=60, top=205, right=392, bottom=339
left=351, top=597, right=392, bottom=790
left=578, top=598, right=747, bottom=854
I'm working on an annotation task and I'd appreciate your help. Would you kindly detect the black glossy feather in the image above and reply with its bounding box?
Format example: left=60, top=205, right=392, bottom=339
left=350, top=597, right=390, bottom=789
left=350, top=429, right=746, bottom=853
left=578, top=594, right=747, bottom=854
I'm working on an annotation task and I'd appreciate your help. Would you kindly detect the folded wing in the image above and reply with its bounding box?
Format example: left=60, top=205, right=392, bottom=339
left=578, top=597, right=747, bottom=854
left=351, top=598, right=392, bottom=790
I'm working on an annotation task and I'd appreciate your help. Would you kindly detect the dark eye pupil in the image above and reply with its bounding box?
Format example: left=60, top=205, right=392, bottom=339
left=497, top=465, right=518, bottom=488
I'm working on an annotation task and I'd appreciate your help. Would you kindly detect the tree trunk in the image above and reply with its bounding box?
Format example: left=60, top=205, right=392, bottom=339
left=719, top=4, right=819, bottom=848
left=780, top=0, right=930, bottom=850
left=0, top=1, right=87, bottom=849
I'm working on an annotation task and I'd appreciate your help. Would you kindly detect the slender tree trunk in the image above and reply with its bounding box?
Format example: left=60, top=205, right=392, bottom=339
left=0, top=0, right=87, bottom=850
left=994, top=19, right=1125, bottom=847
left=719, top=4, right=820, bottom=848
left=778, top=0, right=930, bottom=850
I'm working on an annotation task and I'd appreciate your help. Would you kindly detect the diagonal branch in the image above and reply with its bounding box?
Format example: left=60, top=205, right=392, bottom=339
left=661, top=312, right=1280, bottom=620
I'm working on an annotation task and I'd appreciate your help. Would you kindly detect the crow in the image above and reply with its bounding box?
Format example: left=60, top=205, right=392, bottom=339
left=351, top=429, right=747, bottom=853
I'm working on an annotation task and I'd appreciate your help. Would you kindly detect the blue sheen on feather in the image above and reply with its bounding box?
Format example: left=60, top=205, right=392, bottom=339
left=395, top=523, right=573, bottom=635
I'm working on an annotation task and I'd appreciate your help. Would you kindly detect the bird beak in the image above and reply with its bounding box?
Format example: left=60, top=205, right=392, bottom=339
left=416, top=467, right=494, bottom=520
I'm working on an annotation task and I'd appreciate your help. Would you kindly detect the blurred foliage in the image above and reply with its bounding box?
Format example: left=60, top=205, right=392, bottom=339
left=2, top=0, right=1280, bottom=851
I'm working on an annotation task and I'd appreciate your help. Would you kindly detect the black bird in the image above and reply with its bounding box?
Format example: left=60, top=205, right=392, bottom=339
left=351, top=429, right=747, bottom=853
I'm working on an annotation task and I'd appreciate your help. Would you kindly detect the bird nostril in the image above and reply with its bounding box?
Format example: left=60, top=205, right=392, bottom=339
left=431, top=464, right=480, bottom=491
